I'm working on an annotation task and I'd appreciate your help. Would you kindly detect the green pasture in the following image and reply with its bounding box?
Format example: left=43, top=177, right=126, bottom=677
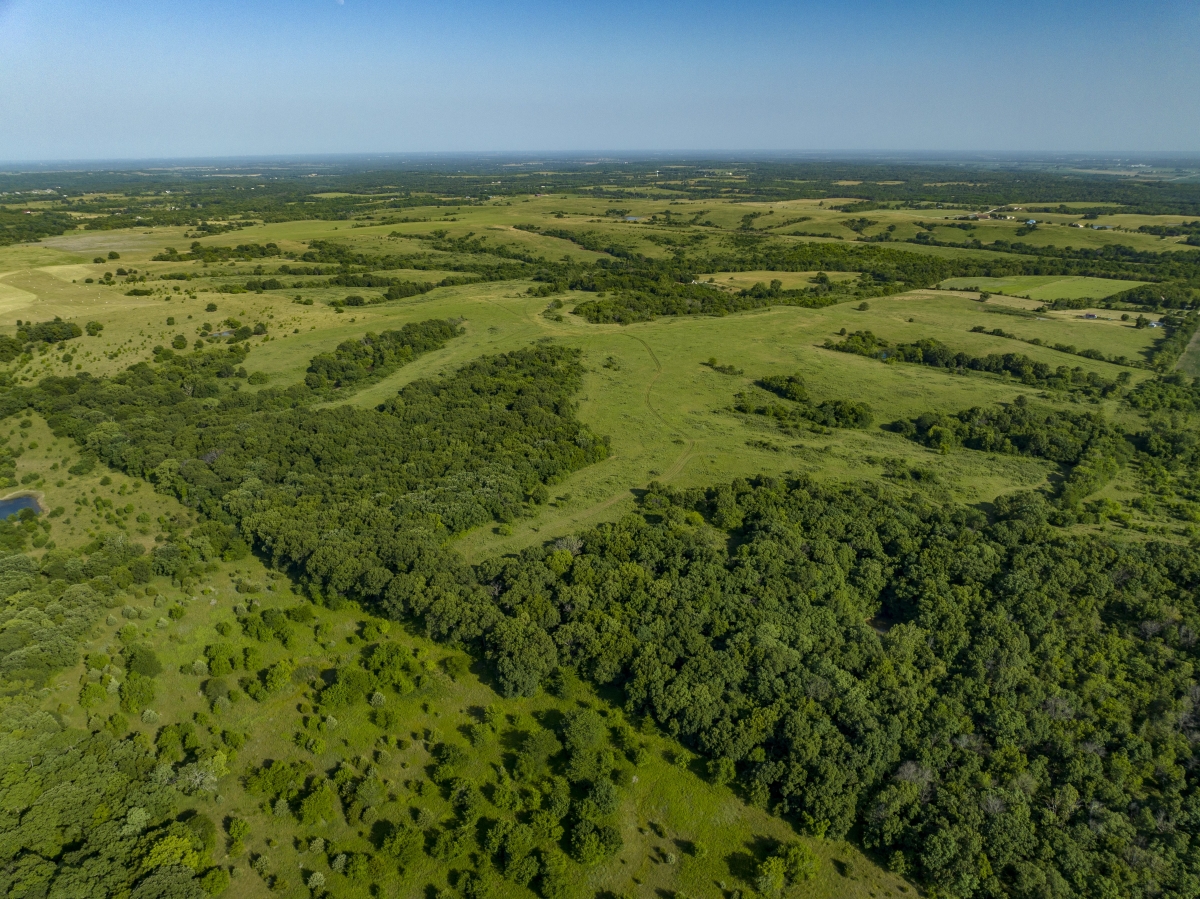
left=1179, top=329, right=1200, bottom=377
left=938, top=274, right=1150, bottom=301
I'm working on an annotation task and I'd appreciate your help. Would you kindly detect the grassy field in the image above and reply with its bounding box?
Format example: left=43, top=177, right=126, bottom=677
left=1180, top=328, right=1200, bottom=377
left=937, top=274, right=1150, bottom=301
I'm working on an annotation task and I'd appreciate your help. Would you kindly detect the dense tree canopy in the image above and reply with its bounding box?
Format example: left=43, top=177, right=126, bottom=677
left=472, top=477, right=1200, bottom=898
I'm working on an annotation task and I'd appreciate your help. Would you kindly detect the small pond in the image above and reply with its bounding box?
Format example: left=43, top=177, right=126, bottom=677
left=0, top=494, right=41, bottom=519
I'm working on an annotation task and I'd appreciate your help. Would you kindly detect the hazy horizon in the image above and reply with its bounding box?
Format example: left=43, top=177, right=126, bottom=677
left=3, top=151, right=1200, bottom=173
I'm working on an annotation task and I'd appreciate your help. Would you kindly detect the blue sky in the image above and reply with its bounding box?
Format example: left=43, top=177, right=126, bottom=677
left=0, top=0, right=1197, bottom=160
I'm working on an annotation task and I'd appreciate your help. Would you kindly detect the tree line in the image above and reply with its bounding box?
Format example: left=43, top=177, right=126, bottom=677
left=826, top=330, right=1127, bottom=397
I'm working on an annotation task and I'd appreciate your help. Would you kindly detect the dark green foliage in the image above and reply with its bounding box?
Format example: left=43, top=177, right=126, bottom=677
left=240, top=608, right=294, bottom=646
left=0, top=334, right=24, bottom=363
left=320, top=665, right=376, bottom=707
left=488, top=612, right=560, bottom=697
left=828, top=330, right=1124, bottom=396
left=297, top=779, right=337, bottom=825
left=155, top=721, right=201, bottom=762
left=203, top=643, right=239, bottom=676
left=898, top=374, right=1200, bottom=515
left=125, top=644, right=163, bottom=677
left=757, top=373, right=808, bottom=403
left=485, top=818, right=540, bottom=883
left=0, top=208, right=75, bottom=246
left=363, top=641, right=415, bottom=691
left=1138, top=220, right=1200, bottom=238
left=303, top=318, right=461, bottom=390
left=153, top=242, right=282, bottom=263
left=893, top=399, right=1116, bottom=462
left=735, top=374, right=873, bottom=433
left=202, top=677, right=229, bottom=704
left=473, top=477, right=1200, bottom=897
left=182, top=811, right=218, bottom=855
left=198, top=867, right=230, bottom=895
left=244, top=758, right=311, bottom=801
left=702, top=358, right=743, bottom=376
left=1127, top=371, right=1200, bottom=414
left=571, top=263, right=877, bottom=324
left=892, top=399, right=1129, bottom=506
left=380, top=820, right=423, bottom=872
left=514, top=728, right=562, bottom=781
left=781, top=842, right=819, bottom=882
left=432, top=742, right=470, bottom=783
left=18, top=319, right=83, bottom=343
left=22, top=340, right=605, bottom=628
left=1147, top=311, right=1200, bottom=371
left=0, top=709, right=203, bottom=898
left=0, top=553, right=107, bottom=684
left=1109, top=282, right=1200, bottom=310
left=118, top=672, right=155, bottom=714
left=568, top=818, right=622, bottom=865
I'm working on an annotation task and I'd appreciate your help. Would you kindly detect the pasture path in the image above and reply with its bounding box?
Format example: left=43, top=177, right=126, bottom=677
left=659, top=439, right=696, bottom=481
left=624, top=332, right=678, bottom=434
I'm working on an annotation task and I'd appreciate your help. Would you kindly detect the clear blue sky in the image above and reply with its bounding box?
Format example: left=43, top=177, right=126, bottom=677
left=0, top=0, right=1197, bottom=161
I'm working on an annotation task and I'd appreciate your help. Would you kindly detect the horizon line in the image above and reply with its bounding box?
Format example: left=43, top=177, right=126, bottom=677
left=3, top=149, right=1200, bottom=172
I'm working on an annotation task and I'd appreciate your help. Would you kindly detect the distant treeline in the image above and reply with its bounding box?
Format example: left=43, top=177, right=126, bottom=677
left=0, top=207, right=76, bottom=246
left=4, top=159, right=1200, bottom=245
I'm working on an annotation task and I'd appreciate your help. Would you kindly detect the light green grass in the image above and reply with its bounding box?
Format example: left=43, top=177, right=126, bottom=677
left=937, top=274, right=1149, bottom=301
left=5, top=412, right=186, bottom=552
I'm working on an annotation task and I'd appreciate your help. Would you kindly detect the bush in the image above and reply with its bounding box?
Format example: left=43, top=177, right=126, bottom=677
left=782, top=843, right=818, bottom=882
left=79, top=682, right=106, bottom=709
left=118, top=672, right=155, bottom=714
left=755, top=856, right=786, bottom=896
left=125, top=644, right=162, bottom=677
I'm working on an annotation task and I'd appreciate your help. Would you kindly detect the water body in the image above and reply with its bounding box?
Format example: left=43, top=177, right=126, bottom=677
left=0, top=494, right=41, bottom=519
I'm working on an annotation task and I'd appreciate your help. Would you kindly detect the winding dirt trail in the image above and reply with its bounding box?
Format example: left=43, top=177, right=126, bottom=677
left=625, top=334, right=671, bottom=430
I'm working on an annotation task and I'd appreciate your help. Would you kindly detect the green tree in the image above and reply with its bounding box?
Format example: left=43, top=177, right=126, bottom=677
left=119, top=673, right=155, bottom=714
left=755, top=856, right=787, bottom=896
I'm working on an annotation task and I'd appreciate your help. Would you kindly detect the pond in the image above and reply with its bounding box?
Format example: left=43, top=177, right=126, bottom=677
left=0, top=494, right=41, bottom=519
